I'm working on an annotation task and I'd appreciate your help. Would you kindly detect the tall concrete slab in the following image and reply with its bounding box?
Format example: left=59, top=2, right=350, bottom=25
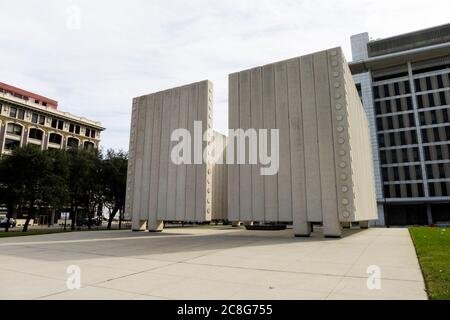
left=125, top=80, right=215, bottom=231
left=228, top=48, right=377, bottom=237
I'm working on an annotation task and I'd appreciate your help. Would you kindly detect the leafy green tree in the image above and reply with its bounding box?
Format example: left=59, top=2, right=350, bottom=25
left=102, top=149, right=128, bottom=229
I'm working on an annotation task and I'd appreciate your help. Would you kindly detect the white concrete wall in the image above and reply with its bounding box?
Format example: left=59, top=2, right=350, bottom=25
left=125, top=81, right=214, bottom=231
left=228, top=48, right=378, bottom=237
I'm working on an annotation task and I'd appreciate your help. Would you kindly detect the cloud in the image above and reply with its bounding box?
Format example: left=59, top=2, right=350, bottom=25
left=1, top=0, right=449, bottom=150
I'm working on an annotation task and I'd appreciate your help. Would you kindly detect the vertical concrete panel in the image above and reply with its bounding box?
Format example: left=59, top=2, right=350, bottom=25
left=250, top=67, right=265, bottom=222
left=287, top=58, right=310, bottom=235
left=175, top=86, right=189, bottom=221
left=140, top=95, right=155, bottom=221
left=166, top=88, right=180, bottom=220
left=239, top=70, right=252, bottom=221
left=300, top=55, right=322, bottom=222
left=157, top=90, right=172, bottom=220
left=127, top=99, right=138, bottom=228
left=185, top=84, right=198, bottom=221
left=228, top=73, right=240, bottom=222
left=132, top=97, right=148, bottom=226
left=274, top=62, right=292, bottom=222
left=195, top=81, right=208, bottom=222
left=262, top=64, right=279, bottom=222
left=313, top=51, right=340, bottom=236
left=148, top=93, right=163, bottom=222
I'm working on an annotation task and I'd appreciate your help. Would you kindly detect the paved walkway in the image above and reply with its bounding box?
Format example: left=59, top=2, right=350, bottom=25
left=0, top=226, right=427, bottom=300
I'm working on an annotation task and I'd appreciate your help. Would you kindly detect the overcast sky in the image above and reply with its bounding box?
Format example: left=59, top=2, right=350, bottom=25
left=1, top=0, right=449, bottom=151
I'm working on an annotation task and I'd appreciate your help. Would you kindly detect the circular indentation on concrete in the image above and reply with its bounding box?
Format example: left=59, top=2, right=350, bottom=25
left=335, top=93, right=341, bottom=99
left=207, top=208, right=211, bottom=214
left=339, top=150, right=346, bottom=156
left=342, top=186, right=348, bottom=193
left=335, top=104, right=343, bottom=110
left=207, top=199, right=210, bottom=204
left=340, top=174, right=347, bottom=181
left=340, top=162, right=347, bottom=168
left=337, top=127, right=344, bottom=132
left=342, top=211, right=350, bottom=218
left=333, top=71, right=340, bottom=78
left=338, top=138, right=345, bottom=144
left=336, top=115, right=343, bottom=121
left=342, top=198, right=349, bottom=205
left=208, top=169, right=212, bottom=175
left=334, top=82, right=341, bottom=88
left=207, top=189, right=211, bottom=194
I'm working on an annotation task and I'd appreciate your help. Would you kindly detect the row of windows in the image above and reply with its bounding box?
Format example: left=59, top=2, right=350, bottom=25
left=429, top=182, right=450, bottom=197
left=375, top=97, right=413, bottom=115
left=3, top=137, right=95, bottom=151
left=383, top=183, right=424, bottom=198
left=424, top=144, right=450, bottom=161
left=380, top=147, right=420, bottom=165
left=373, top=81, right=411, bottom=99
left=382, top=165, right=422, bottom=181
left=417, top=91, right=450, bottom=109
left=427, top=163, right=450, bottom=180
left=2, top=103, right=97, bottom=139
left=421, top=126, right=450, bottom=143
left=378, top=130, right=418, bottom=148
left=377, top=113, right=415, bottom=131
left=414, top=73, right=450, bottom=93
left=419, top=108, right=450, bottom=126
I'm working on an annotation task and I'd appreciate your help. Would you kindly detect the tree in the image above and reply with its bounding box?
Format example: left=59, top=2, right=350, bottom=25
left=101, top=149, right=128, bottom=229
left=0, top=145, right=52, bottom=232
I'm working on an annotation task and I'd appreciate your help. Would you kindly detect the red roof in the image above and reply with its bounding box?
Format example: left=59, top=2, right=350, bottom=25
left=0, top=82, right=58, bottom=109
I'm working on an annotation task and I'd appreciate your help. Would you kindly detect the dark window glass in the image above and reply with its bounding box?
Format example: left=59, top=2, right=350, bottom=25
left=31, top=113, right=38, bottom=123
left=404, top=81, right=411, bottom=94
left=69, top=124, right=75, bottom=133
left=6, top=123, right=22, bottom=136
left=440, top=92, right=446, bottom=106
left=91, top=130, right=96, bottom=138
left=9, top=107, right=17, bottom=118
left=417, top=95, right=423, bottom=108
left=406, top=184, right=412, bottom=197
left=407, top=97, right=413, bottom=110
left=373, top=86, right=380, bottom=99
left=441, top=182, right=448, bottom=196
left=386, top=99, right=392, bottom=113
left=4, top=138, right=20, bottom=150
left=29, top=128, right=43, bottom=140
left=426, top=77, right=432, bottom=90
left=51, top=119, right=57, bottom=128
left=58, top=121, right=64, bottom=130
left=424, top=147, right=431, bottom=161
left=49, top=133, right=62, bottom=144
left=437, top=75, right=444, bottom=88
left=85, top=128, right=91, bottom=137
left=75, top=125, right=80, bottom=134
left=415, top=79, right=421, bottom=92
left=384, top=85, right=390, bottom=97
left=378, top=134, right=385, bottom=147
left=18, top=109, right=25, bottom=120
left=394, top=83, right=400, bottom=96
left=375, top=101, right=382, bottom=114
left=429, top=183, right=436, bottom=197
left=39, top=115, right=45, bottom=125
left=429, top=93, right=435, bottom=107
left=398, top=115, right=404, bottom=128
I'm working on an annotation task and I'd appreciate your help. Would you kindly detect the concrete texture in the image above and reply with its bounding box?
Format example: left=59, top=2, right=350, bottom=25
left=228, top=48, right=377, bottom=237
left=0, top=227, right=426, bottom=300
left=125, top=81, right=215, bottom=231
left=211, top=131, right=228, bottom=221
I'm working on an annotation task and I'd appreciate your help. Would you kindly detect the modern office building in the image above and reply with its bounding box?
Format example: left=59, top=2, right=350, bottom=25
left=350, top=23, right=450, bottom=226
left=0, top=82, right=104, bottom=156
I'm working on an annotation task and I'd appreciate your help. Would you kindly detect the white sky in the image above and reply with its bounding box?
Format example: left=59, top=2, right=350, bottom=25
left=1, top=0, right=449, bottom=151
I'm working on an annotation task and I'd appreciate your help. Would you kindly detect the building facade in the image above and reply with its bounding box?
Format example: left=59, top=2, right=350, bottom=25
left=0, top=82, right=104, bottom=156
left=350, top=24, right=450, bottom=226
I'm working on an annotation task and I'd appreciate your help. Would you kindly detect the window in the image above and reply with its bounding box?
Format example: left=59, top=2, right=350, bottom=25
left=18, top=109, right=25, bottom=120
left=31, top=113, right=38, bottom=124
left=91, top=130, right=96, bottom=138
left=85, top=128, right=91, bottom=137
left=49, top=133, right=62, bottom=145
left=75, top=125, right=80, bottom=134
left=4, top=139, right=20, bottom=151
left=29, top=128, right=43, bottom=141
left=39, top=115, right=45, bottom=125
left=9, top=107, right=17, bottom=118
left=58, top=120, right=64, bottom=130
left=6, top=123, right=22, bottom=136
left=69, top=124, right=75, bottom=133
left=67, top=138, right=79, bottom=149
left=83, top=141, right=95, bottom=151
left=51, top=119, right=58, bottom=128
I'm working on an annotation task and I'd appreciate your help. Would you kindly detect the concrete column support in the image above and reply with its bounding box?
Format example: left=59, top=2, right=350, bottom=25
left=426, top=204, right=433, bottom=225
left=132, top=220, right=147, bottom=232
left=148, top=220, right=164, bottom=232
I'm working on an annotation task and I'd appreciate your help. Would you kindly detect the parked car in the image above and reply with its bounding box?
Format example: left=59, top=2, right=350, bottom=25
left=0, top=218, right=16, bottom=228
left=80, top=216, right=103, bottom=227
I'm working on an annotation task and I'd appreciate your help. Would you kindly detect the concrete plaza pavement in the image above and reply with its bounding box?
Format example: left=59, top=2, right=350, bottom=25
left=0, top=226, right=427, bottom=300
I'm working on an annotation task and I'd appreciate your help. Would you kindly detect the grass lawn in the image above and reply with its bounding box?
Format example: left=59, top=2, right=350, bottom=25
left=409, top=227, right=450, bottom=300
